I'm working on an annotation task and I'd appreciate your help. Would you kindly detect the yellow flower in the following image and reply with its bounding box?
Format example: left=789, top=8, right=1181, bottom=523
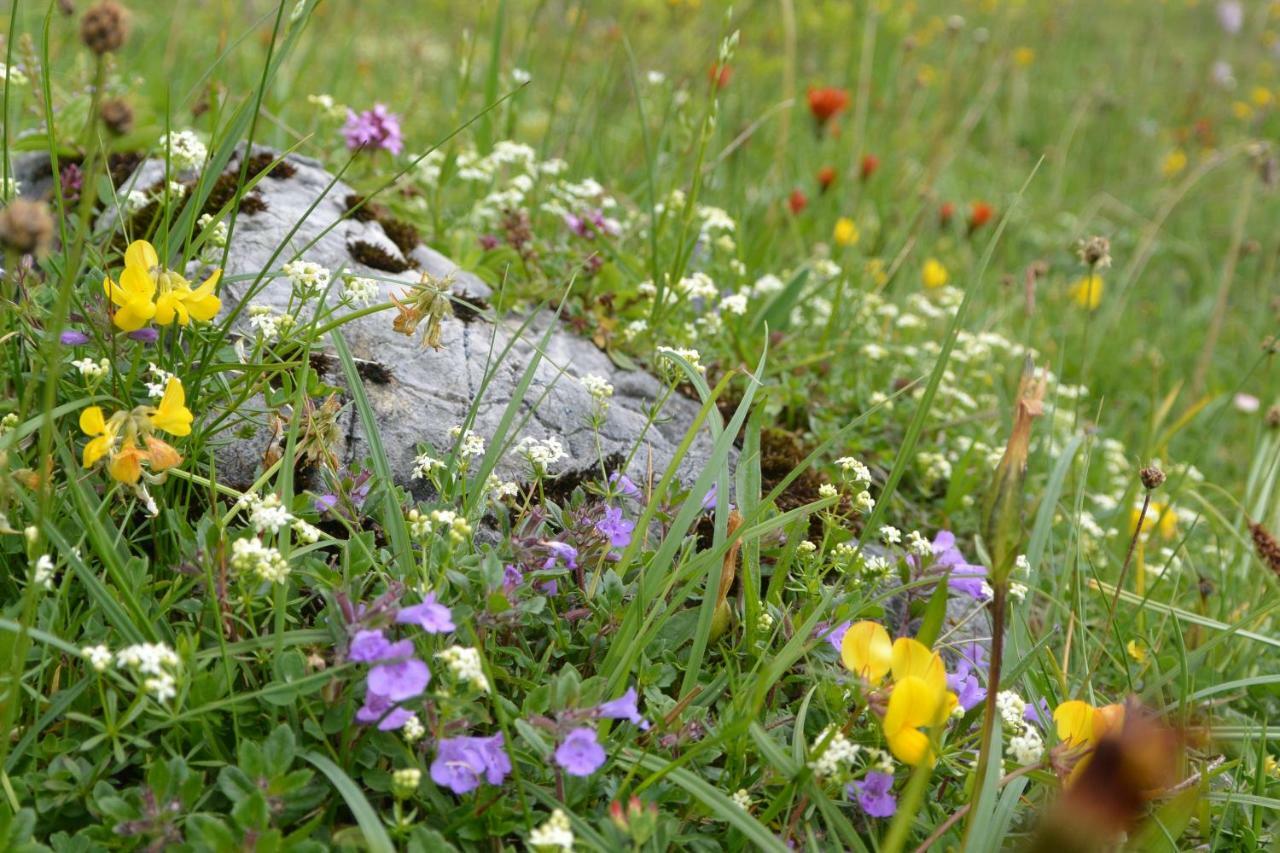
left=1131, top=500, right=1177, bottom=541
left=865, top=258, right=888, bottom=288
left=1069, top=274, right=1103, bottom=310
left=1053, top=699, right=1126, bottom=781
left=1126, top=639, right=1147, bottom=663
left=1160, top=149, right=1188, bottom=178
left=1252, top=86, right=1274, bottom=108
left=148, top=378, right=193, bottom=436
left=842, top=621, right=893, bottom=684
left=833, top=217, right=860, bottom=247
left=921, top=258, right=948, bottom=289
left=883, top=637, right=957, bottom=766
left=104, top=240, right=222, bottom=331
left=79, top=406, right=116, bottom=469
left=1234, top=100, right=1255, bottom=120
left=1013, top=47, right=1035, bottom=67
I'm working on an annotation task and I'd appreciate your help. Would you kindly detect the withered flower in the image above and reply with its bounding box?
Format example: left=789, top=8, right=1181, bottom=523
left=981, top=357, right=1047, bottom=584
left=391, top=270, right=454, bottom=350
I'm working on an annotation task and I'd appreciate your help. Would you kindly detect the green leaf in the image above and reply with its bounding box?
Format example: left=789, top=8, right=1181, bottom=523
left=303, top=752, right=395, bottom=853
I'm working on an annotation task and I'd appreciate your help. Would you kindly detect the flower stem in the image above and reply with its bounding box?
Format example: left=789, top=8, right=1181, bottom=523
left=962, top=582, right=1006, bottom=842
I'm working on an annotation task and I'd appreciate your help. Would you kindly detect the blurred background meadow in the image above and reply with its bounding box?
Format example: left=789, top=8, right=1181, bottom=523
left=3, top=0, right=1280, bottom=849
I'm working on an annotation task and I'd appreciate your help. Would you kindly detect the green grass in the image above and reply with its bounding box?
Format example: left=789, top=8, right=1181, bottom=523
left=2, top=0, right=1280, bottom=849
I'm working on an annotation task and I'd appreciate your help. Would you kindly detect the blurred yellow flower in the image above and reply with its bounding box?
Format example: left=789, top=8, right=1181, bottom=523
left=921, top=258, right=949, bottom=289
left=1233, top=100, right=1255, bottom=120
left=1131, top=500, right=1177, bottom=540
left=833, top=217, right=860, bottom=247
left=1013, top=47, right=1035, bottom=67
left=1160, top=149, right=1188, bottom=178
left=1252, top=86, right=1274, bottom=108
left=1053, top=699, right=1126, bottom=780
left=104, top=240, right=222, bottom=331
left=1069, top=274, right=1104, bottom=310
left=1126, top=639, right=1147, bottom=663
left=865, top=258, right=889, bottom=288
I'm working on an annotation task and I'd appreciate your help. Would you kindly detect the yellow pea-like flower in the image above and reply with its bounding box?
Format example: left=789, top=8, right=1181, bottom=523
left=883, top=675, right=946, bottom=766
left=921, top=258, right=949, bottom=289
left=842, top=621, right=893, bottom=684
left=104, top=240, right=222, bottom=331
left=1069, top=274, right=1103, bottom=310
left=79, top=405, right=115, bottom=468
left=149, top=378, right=193, bottom=436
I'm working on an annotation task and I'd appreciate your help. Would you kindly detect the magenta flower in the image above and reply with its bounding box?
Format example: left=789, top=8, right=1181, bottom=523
left=342, top=104, right=404, bottom=155
left=596, top=686, right=649, bottom=730
left=397, top=592, right=455, bottom=634
left=595, top=505, right=635, bottom=549
left=554, top=727, right=606, bottom=776
left=849, top=772, right=897, bottom=817
left=430, top=734, right=512, bottom=794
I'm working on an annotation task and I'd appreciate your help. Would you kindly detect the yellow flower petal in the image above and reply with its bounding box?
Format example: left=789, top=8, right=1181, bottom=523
left=83, top=434, right=111, bottom=469
left=1054, top=700, right=1096, bottom=747
left=841, top=621, right=892, bottom=684
left=108, top=442, right=144, bottom=484
left=79, top=406, right=106, bottom=437
left=184, top=290, right=222, bottom=322
left=112, top=296, right=158, bottom=332
left=884, top=676, right=942, bottom=766
left=124, top=240, right=159, bottom=273
left=886, top=725, right=933, bottom=767
left=891, top=637, right=947, bottom=694
left=150, top=378, right=193, bottom=436
left=154, top=292, right=179, bottom=326
left=143, top=435, right=183, bottom=472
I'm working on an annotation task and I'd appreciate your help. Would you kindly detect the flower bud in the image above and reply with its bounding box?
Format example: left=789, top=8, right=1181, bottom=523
left=1139, top=465, right=1165, bottom=490
left=80, top=1, right=129, bottom=55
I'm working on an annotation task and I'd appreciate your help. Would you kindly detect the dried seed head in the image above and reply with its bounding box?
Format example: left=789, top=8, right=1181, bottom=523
left=1266, top=405, right=1280, bottom=429
left=80, top=1, right=129, bottom=55
left=1139, top=465, right=1165, bottom=491
left=1263, top=335, right=1279, bottom=356
left=1077, top=235, right=1112, bottom=269
left=1250, top=521, right=1280, bottom=577
left=0, top=199, right=55, bottom=255
left=99, top=97, right=134, bottom=135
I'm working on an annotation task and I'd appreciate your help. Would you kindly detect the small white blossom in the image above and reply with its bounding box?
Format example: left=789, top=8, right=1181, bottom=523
left=528, top=809, right=575, bottom=851
left=230, top=537, right=291, bottom=583
left=905, top=531, right=933, bottom=557
left=721, top=292, right=749, bottom=315
left=403, top=714, right=426, bottom=743
left=82, top=644, right=113, bottom=672
left=581, top=374, right=614, bottom=403
left=341, top=274, right=380, bottom=306
left=71, top=357, right=110, bottom=382
left=730, top=788, right=752, bottom=810
left=437, top=645, right=489, bottom=692
left=511, top=67, right=532, bottom=85
left=808, top=725, right=860, bottom=779
left=159, top=130, right=208, bottom=172
left=282, top=260, right=331, bottom=296
left=513, top=435, right=566, bottom=476
left=818, top=483, right=838, bottom=499
left=32, top=554, right=55, bottom=590
left=880, top=526, right=902, bottom=546
left=1008, top=728, right=1044, bottom=765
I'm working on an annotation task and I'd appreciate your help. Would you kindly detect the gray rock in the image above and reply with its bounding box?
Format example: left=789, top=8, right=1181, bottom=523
left=185, top=149, right=720, bottom=495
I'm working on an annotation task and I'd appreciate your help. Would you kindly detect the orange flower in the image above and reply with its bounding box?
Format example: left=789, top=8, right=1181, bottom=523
left=939, top=202, right=955, bottom=227
left=967, top=201, right=994, bottom=233
left=788, top=189, right=808, bottom=215
left=860, top=153, right=880, bottom=181
left=817, top=165, right=837, bottom=192
left=708, top=62, right=732, bottom=90
left=807, top=86, right=849, bottom=125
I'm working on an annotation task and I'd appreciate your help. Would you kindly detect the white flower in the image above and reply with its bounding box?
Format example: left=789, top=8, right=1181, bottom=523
left=230, top=537, right=291, bottom=583
left=751, top=274, right=784, bottom=297
left=0, top=63, right=28, bottom=86
left=411, top=452, right=445, bottom=480
left=512, top=68, right=532, bottom=85
left=730, top=789, right=752, bottom=810
left=247, top=305, right=291, bottom=341
left=123, top=189, right=149, bottom=214
left=246, top=493, right=294, bottom=534
left=646, top=70, right=666, bottom=85
left=513, top=435, right=566, bottom=476
left=721, top=292, right=748, bottom=315
left=756, top=610, right=775, bottom=632
left=449, top=427, right=487, bottom=463
left=339, top=274, right=379, bottom=306
left=82, top=644, right=113, bottom=672
left=834, top=456, right=871, bottom=483
left=71, top=357, right=110, bottom=382
left=581, top=374, right=614, bottom=402
left=145, top=363, right=175, bottom=399
left=905, top=531, right=932, bottom=557
left=677, top=272, right=719, bottom=302
left=402, top=714, right=426, bottom=743
left=392, top=767, right=422, bottom=797
left=807, top=725, right=860, bottom=779
left=293, top=519, right=322, bottom=544
left=159, top=130, right=208, bottom=173
left=853, top=490, right=875, bottom=513
left=197, top=213, right=228, bottom=249
left=437, top=645, right=489, bottom=692
left=282, top=260, right=331, bottom=296
left=1008, top=728, right=1044, bottom=765
left=31, top=554, right=55, bottom=590
left=3, top=176, right=21, bottom=197
left=1009, top=582, right=1028, bottom=602
left=656, top=346, right=704, bottom=373
left=528, top=809, right=575, bottom=851
left=818, top=483, right=838, bottom=499
left=797, top=540, right=817, bottom=554
left=307, top=92, right=347, bottom=120
left=880, top=526, right=902, bottom=546
left=996, top=691, right=1027, bottom=730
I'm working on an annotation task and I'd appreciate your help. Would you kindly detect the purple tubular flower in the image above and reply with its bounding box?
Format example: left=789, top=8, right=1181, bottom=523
left=355, top=691, right=414, bottom=731
left=818, top=620, right=851, bottom=653
left=342, top=104, right=404, bottom=155
left=314, top=493, right=338, bottom=514
left=929, top=530, right=991, bottom=601
left=543, top=541, right=578, bottom=570
left=59, top=329, right=90, bottom=346
left=596, top=686, right=649, bottom=730
left=595, top=505, right=636, bottom=549
left=554, top=727, right=606, bottom=777
left=367, top=657, right=430, bottom=701
left=396, top=592, right=455, bottom=634
left=701, top=484, right=718, bottom=511
left=848, top=772, right=897, bottom=818
left=609, top=471, right=640, bottom=498
left=430, top=734, right=512, bottom=794
left=348, top=629, right=392, bottom=663
left=1024, top=697, right=1052, bottom=729
left=502, top=563, right=524, bottom=592
left=127, top=328, right=159, bottom=343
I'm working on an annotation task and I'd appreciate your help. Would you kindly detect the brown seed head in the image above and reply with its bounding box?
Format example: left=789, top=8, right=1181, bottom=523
left=0, top=199, right=55, bottom=255
left=80, top=1, right=129, bottom=55
left=1250, top=521, right=1280, bottom=577
left=99, top=97, right=134, bottom=135
left=1266, top=404, right=1280, bottom=429
left=1078, top=235, right=1112, bottom=269
left=1139, top=465, right=1165, bottom=491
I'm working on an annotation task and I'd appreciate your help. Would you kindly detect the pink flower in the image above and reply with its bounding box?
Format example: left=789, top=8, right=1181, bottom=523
left=342, top=104, right=404, bottom=155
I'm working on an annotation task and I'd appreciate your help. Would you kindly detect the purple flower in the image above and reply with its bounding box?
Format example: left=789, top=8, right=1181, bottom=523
left=503, top=563, right=524, bottom=592
left=609, top=471, right=640, bottom=498
left=563, top=212, right=595, bottom=240
left=397, top=592, right=455, bottom=634
left=1024, top=697, right=1052, bottom=729
left=947, top=664, right=985, bottom=712
left=554, top=726, right=606, bottom=777
left=127, top=328, right=159, bottom=343
left=59, top=329, right=90, bottom=346
left=342, top=104, right=404, bottom=155
left=1217, top=0, right=1243, bottom=35
left=355, top=691, right=415, bottom=731
left=817, top=620, right=851, bottom=653
left=595, top=505, right=635, bottom=549
left=367, top=657, right=431, bottom=701
left=60, top=163, right=83, bottom=200
left=478, top=233, right=501, bottom=251
left=348, top=629, right=394, bottom=663
left=430, top=734, right=512, bottom=794
left=542, top=541, right=578, bottom=570
left=596, top=686, right=649, bottom=729
left=848, top=772, right=897, bottom=818
left=929, top=531, right=991, bottom=602
left=701, top=484, right=718, bottom=511
left=314, top=493, right=338, bottom=514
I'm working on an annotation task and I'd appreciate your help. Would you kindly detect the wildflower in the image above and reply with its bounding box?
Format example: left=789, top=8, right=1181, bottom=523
left=1069, top=274, right=1103, bottom=310
left=1161, top=149, right=1188, bottom=178
left=514, top=435, right=566, bottom=476
left=947, top=644, right=986, bottom=712
left=610, top=471, right=640, bottom=498
left=656, top=346, right=704, bottom=373
left=1008, top=728, right=1045, bottom=765
left=807, top=86, right=850, bottom=126
left=848, top=772, right=897, bottom=818
left=921, top=258, right=948, bottom=289
left=158, top=130, right=208, bottom=172
left=555, top=727, right=607, bottom=776
left=430, top=734, right=512, bottom=794
left=1126, top=639, right=1147, bottom=663
left=581, top=374, right=614, bottom=405
left=1077, top=235, right=1112, bottom=269
left=1013, top=47, right=1035, bottom=67
left=967, top=201, right=994, bottom=233
left=721, top=292, right=748, bottom=315
left=834, top=456, right=871, bottom=482
left=115, top=642, right=180, bottom=704
left=31, top=554, right=55, bottom=590
left=817, top=165, right=837, bottom=191
left=860, top=154, right=880, bottom=181
left=437, top=645, right=489, bottom=692
left=82, top=644, right=113, bottom=672
left=997, top=691, right=1027, bottom=728
left=880, top=526, right=902, bottom=546
left=402, top=714, right=425, bottom=743
left=841, top=621, right=893, bottom=684
left=391, top=767, right=421, bottom=799
left=342, top=104, right=404, bottom=155
left=0, top=199, right=55, bottom=256
left=853, top=490, right=875, bottom=513
left=1217, top=0, right=1244, bottom=34
left=818, top=483, right=838, bottom=499
left=230, top=538, right=290, bottom=583
left=71, top=357, right=111, bottom=383
left=80, top=377, right=191, bottom=486
left=512, top=67, right=531, bottom=85
left=355, top=691, right=415, bottom=731
left=103, top=240, right=221, bottom=331
left=59, top=329, right=91, bottom=346
left=411, top=452, right=445, bottom=481
left=596, top=505, right=635, bottom=549
left=596, top=686, right=649, bottom=729
left=730, top=789, right=752, bottom=810
left=528, top=809, right=575, bottom=851
left=1052, top=699, right=1126, bottom=780
left=281, top=259, right=330, bottom=296
left=80, top=1, right=130, bottom=55
left=348, top=629, right=397, bottom=663
left=396, top=592, right=456, bottom=634
left=788, top=189, right=808, bottom=214
left=833, top=217, right=860, bottom=247
left=392, top=271, right=454, bottom=349
left=808, top=725, right=860, bottom=778
left=246, top=493, right=294, bottom=533
left=1132, top=501, right=1177, bottom=541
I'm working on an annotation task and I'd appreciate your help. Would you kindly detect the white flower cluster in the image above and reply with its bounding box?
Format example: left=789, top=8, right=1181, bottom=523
left=82, top=644, right=113, bottom=672
left=145, top=363, right=175, bottom=399
left=341, top=274, right=380, bottom=306
left=391, top=767, right=421, bottom=797
left=513, top=435, right=565, bottom=476
left=247, top=304, right=295, bottom=341
left=448, top=426, right=487, bottom=467
left=580, top=374, right=614, bottom=405
left=485, top=474, right=520, bottom=504
left=528, top=809, right=575, bottom=851
left=197, top=214, right=228, bottom=249
left=677, top=272, right=719, bottom=302
left=115, top=642, right=181, bottom=703
left=307, top=93, right=347, bottom=120
left=655, top=346, right=704, bottom=374
left=437, top=645, right=489, bottom=692
left=282, top=260, right=331, bottom=297
left=730, top=788, right=752, bottom=810
left=71, top=357, right=110, bottom=382
left=880, top=526, right=902, bottom=546
left=231, top=537, right=291, bottom=584
left=407, top=508, right=473, bottom=544
left=818, top=483, right=838, bottom=499
left=402, top=713, right=425, bottom=743
left=995, top=689, right=1044, bottom=765
left=905, top=531, right=933, bottom=558
left=159, top=130, right=208, bottom=172
left=243, top=493, right=294, bottom=533
left=0, top=63, right=28, bottom=86
left=721, top=292, right=748, bottom=315
left=807, top=725, right=860, bottom=779
left=411, top=451, right=445, bottom=481
left=834, top=456, right=871, bottom=484
left=32, top=554, right=55, bottom=590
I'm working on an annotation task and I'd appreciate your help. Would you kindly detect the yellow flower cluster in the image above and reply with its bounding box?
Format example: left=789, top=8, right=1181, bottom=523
left=842, top=621, right=958, bottom=766
left=104, top=240, right=222, bottom=332
left=80, top=377, right=192, bottom=485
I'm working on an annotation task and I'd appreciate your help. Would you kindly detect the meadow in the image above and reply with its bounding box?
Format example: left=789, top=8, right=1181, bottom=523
left=2, top=0, right=1280, bottom=849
